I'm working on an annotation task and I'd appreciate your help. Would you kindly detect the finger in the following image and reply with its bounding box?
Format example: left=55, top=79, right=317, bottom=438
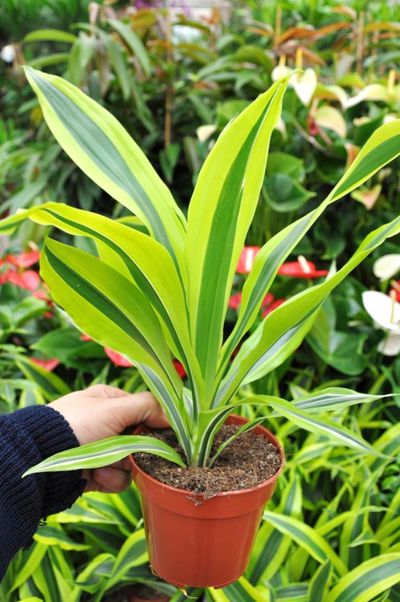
left=89, top=467, right=132, bottom=493
left=84, top=384, right=128, bottom=399
left=108, top=457, right=133, bottom=472
left=111, top=392, right=170, bottom=430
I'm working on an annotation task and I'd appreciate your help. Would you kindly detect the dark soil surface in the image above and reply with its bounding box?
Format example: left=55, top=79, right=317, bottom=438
left=134, top=424, right=282, bottom=499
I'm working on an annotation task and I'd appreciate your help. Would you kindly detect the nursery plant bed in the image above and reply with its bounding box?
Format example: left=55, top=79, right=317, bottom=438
left=130, top=415, right=284, bottom=589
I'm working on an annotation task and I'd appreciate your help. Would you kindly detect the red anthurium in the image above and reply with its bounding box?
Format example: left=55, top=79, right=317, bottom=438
left=104, top=348, right=133, bottom=367
left=32, top=288, right=49, bottom=301
left=278, top=256, right=328, bottom=279
left=173, top=360, right=186, bottom=379
left=262, top=298, right=285, bottom=318
left=228, top=292, right=242, bottom=310
left=31, top=358, right=60, bottom=371
left=4, top=250, right=40, bottom=268
left=1, top=269, right=41, bottom=290
left=261, top=292, right=274, bottom=307
left=236, top=246, right=260, bottom=274
left=80, top=334, right=92, bottom=342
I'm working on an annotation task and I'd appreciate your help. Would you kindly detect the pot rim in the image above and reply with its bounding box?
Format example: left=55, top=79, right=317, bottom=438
left=130, top=415, right=285, bottom=499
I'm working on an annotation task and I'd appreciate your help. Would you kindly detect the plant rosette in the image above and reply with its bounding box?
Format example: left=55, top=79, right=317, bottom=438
left=4, top=68, right=400, bottom=588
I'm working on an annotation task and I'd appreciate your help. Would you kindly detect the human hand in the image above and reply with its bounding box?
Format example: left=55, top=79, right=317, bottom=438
left=49, top=384, right=168, bottom=494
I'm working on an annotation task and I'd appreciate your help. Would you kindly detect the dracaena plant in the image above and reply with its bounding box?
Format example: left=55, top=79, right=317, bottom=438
left=2, top=66, right=400, bottom=475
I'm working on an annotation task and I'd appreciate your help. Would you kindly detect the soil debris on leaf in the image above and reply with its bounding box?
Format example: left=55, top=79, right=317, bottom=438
left=134, top=424, right=281, bottom=499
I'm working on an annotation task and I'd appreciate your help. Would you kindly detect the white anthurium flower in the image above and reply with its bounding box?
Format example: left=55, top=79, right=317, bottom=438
left=0, top=44, right=15, bottom=63
left=292, top=69, right=317, bottom=106
left=373, top=254, right=400, bottom=281
left=272, top=66, right=317, bottom=106
left=362, top=290, right=400, bottom=356
left=197, top=125, right=217, bottom=143
left=272, top=64, right=292, bottom=82
left=378, top=333, right=400, bottom=356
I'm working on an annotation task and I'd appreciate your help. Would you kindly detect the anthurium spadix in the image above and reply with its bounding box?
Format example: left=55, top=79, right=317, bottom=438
left=2, top=66, right=400, bottom=472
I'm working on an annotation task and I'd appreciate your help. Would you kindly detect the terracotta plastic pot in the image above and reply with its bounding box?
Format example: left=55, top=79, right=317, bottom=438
left=130, top=415, right=284, bottom=589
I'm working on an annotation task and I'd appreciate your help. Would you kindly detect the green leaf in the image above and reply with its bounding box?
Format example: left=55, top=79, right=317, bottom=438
left=307, top=561, right=332, bottom=602
left=108, top=529, right=148, bottom=586
left=267, top=152, right=305, bottom=180
left=16, top=357, right=70, bottom=401
left=249, top=473, right=302, bottom=584
left=40, top=238, right=192, bottom=461
left=264, top=174, right=315, bottom=213
left=219, top=120, right=400, bottom=374
left=75, top=553, right=114, bottom=593
left=23, top=434, right=185, bottom=475
left=23, top=29, right=77, bottom=44
left=186, top=77, right=289, bottom=393
left=10, top=544, right=47, bottom=592
left=289, top=387, right=386, bottom=413
left=209, top=416, right=266, bottom=467
left=27, top=54, right=70, bottom=69
left=2, top=200, right=203, bottom=416
left=104, top=37, right=131, bottom=101
left=247, top=396, right=380, bottom=456
left=307, top=306, right=367, bottom=375
left=262, top=512, right=347, bottom=576
left=34, top=526, right=89, bottom=551
left=327, top=554, right=400, bottom=602
left=217, top=212, right=400, bottom=405
left=108, top=19, right=151, bottom=76
left=24, top=67, right=186, bottom=272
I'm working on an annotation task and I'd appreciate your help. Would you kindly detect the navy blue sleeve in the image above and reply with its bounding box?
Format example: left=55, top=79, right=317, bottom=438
left=0, top=406, right=85, bottom=579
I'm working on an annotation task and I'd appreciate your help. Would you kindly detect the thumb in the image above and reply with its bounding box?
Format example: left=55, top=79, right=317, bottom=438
left=109, top=391, right=169, bottom=431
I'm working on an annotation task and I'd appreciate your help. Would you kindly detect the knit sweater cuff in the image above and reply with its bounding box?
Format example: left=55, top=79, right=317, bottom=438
left=0, top=405, right=85, bottom=578
left=5, top=405, right=85, bottom=516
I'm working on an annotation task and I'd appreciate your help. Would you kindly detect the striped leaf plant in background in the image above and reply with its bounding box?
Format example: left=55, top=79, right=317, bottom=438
left=1, top=66, right=400, bottom=473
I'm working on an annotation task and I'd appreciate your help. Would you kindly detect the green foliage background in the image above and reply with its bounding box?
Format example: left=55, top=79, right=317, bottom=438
left=0, top=0, right=399, bottom=600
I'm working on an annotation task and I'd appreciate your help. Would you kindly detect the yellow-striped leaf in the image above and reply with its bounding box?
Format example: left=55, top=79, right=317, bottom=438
left=40, top=238, right=191, bottom=461
left=24, top=67, right=186, bottom=271
left=217, top=213, right=400, bottom=405
left=327, top=554, right=400, bottom=602
left=262, top=512, right=347, bottom=576
left=186, top=77, right=289, bottom=393
left=219, top=120, right=400, bottom=371
left=23, top=434, right=185, bottom=475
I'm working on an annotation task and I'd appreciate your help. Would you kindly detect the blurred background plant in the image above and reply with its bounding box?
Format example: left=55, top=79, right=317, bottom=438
left=1, top=0, right=400, bottom=600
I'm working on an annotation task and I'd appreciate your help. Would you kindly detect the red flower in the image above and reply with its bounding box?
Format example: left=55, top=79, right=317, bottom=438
left=104, top=348, right=133, bottom=367
left=229, top=291, right=276, bottom=312
left=261, top=292, right=274, bottom=307
left=31, top=358, right=60, bottom=371
left=236, top=246, right=260, bottom=274
left=4, top=250, right=40, bottom=268
left=278, top=257, right=328, bottom=279
left=80, top=334, right=92, bottom=342
left=228, top=292, right=242, bottom=310
left=32, top=288, right=49, bottom=301
left=173, top=360, right=186, bottom=378
left=1, top=269, right=41, bottom=290
left=262, top=298, right=285, bottom=318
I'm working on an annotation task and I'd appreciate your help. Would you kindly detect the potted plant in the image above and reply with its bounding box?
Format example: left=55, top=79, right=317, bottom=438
left=2, top=67, right=400, bottom=588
